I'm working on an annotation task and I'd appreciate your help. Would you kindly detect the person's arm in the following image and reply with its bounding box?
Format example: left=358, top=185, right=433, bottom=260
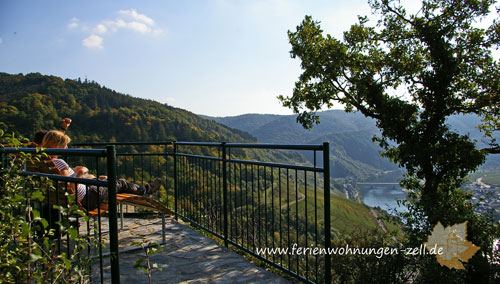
left=61, top=118, right=72, bottom=132
left=73, top=166, right=90, bottom=178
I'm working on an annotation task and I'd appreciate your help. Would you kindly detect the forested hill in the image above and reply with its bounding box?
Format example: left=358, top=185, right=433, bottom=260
left=0, top=72, right=256, bottom=144
left=207, top=111, right=500, bottom=181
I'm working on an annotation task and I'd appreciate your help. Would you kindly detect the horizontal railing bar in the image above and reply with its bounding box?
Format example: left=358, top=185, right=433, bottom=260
left=71, top=141, right=325, bottom=151
left=174, top=141, right=325, bottom=151
left=116, top=153, right=174, bottom=157
left=228, top=158, right=324, bottom=172
left=72, top=142, right=173, bottom=146
left=175, top=141, right=222, bottom=147
left=226, top=143, right=324, bottom=151
left=22, top=171, right=109, bottom=187
left=1, top=147, right=107, bottom=157
left=176, top=153, right=324, bottom=171
left=176, top=153, right=222, bottom=161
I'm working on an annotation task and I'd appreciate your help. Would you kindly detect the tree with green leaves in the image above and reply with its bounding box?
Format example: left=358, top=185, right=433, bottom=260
left=279, top=0, right=500, bottom=282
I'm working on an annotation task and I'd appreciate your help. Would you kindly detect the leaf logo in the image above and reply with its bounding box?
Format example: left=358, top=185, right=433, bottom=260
left=424, top=221, right=480, bottom=269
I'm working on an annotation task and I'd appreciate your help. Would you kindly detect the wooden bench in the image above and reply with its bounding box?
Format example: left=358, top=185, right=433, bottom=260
left=25, top=159, right=174, bottom=243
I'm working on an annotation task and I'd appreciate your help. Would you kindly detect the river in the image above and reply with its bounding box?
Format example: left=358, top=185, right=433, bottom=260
left=357, top=183, right=407, bottom=213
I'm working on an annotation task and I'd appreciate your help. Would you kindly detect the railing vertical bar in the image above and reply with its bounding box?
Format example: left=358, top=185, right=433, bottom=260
left=206, top=156, right=210, bottom=231
left=305, top=170, right=309, bottom=279
left=197, top=156, right=200, bottom=223
left=187, top=156, right=191, bottom=219
left=228, top=148, right=232, bottom=242
left=251, top=164, right=255, bottom=250
left=200, top=156, right=204, bottom=228
left=264, top=165, right=268, bottom=251
left=245, top=162, right=250, bottom=248
left=196, top=156, right=200, bottom=225
left=323, top=142, right=332, bottom=284
left=257, top=165, right=261, bottom=249
left=56, top=183, right=62, bottom=253
left=198, top=156, right=201, bottom=223
left=278, top=167, right=282, bottom=267
left=213, top=158, right=217, bottom=233
left=209, top=156, right=213, bottom=231
left=96, top=155, right=104, bottom=284
left=231, top=163, right=238, bottom=243
left=295, top=169, right=299, bottom=273
left=239, top=162, right=243, bottom=247
left=221, top=142, right=228, bottom=247
left=314, top=150, right=318, bottom=282
left=219, top=151, right=223, bottom=235
left=227, top=159, right=231, bottom=242
left=203, top=157, right=207, bottom=229
left=189, top=156, right=193, bottom=219
left=183, top=152, right=186, bottom=217
left=184, top=156, right=187, bottom=218
left=286, top=168, right=290, bottom=270
left=182, top=156, right=186, bottom=215
left=106, top=145, right=120, bottom=284
left=97, top=181, right=104, bottom=284
left=271, top=167, right=275, bottom=264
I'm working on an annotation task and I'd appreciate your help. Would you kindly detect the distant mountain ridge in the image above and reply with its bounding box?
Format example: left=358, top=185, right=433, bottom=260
left=206, top=110, right=500, bottom=181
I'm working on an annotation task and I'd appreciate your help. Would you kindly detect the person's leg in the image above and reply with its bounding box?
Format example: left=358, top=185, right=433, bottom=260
left=116, top=178, right=147, bottom=195
left=115, top=178, right=162, bottom=196
left=80, top=185, right=104, bottom=211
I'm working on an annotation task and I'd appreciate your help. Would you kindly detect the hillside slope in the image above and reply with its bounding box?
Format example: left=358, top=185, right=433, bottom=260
left=0, top=72, right=256, bottom=144
left=208, top=110, right=500, bottom=180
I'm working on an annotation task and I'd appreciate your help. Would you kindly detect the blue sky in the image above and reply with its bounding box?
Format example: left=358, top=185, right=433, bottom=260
left=0, top=0, right=373, bottom=116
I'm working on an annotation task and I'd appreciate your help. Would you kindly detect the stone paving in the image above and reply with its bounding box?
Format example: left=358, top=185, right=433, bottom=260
left=87, top=216, right=290, bottom=283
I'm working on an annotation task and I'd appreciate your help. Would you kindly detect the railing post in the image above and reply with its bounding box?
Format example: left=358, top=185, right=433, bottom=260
left=222, top=142, right=229, bottom=247
left=173, top=141, right=178, bottom=220
left=323, top=142, right=331, bottom=284
left=106, top=145, right=120, bottom=283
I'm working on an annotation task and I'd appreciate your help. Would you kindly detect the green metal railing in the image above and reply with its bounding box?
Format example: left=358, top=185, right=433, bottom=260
left=4, top=141, right=332, bottom=283
left=74, top=141, right=332, bottom=283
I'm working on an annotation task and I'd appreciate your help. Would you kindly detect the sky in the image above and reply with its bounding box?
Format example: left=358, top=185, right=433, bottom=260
left=0, top=0, right=376, bottom=117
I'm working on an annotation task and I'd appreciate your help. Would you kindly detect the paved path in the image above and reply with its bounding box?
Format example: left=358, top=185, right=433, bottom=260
left=88, top=216, right=290, bottom=284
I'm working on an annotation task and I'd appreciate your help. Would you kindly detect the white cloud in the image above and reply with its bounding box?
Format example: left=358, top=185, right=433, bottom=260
left=68, top=17, right=79, bottom=29
left=127, top=21, right=151, bottom=33
left=80, top=9, right=163, bottom=49
left=82, top=34, right=103, bottom=49
left=0, top=37, right=3, bottom=46
left=94, top=24, right=107, bottom=35
left=118, top=9, right=154, bottom=26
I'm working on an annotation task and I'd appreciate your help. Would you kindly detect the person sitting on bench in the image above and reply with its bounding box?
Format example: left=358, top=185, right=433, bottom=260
left=40, top=130, right=161, bottom=211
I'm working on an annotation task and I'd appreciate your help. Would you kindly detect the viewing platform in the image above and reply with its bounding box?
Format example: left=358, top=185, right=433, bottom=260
left=91, top=216, right=289, bottom=283
left=3, top=141, right=331, bottom=283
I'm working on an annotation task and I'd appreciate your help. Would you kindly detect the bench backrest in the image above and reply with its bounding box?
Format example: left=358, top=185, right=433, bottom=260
left=25, top=159, right=75, bottom=207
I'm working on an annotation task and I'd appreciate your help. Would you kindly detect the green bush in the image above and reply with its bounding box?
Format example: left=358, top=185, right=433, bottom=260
left=0, top=130, right=98, bottom=283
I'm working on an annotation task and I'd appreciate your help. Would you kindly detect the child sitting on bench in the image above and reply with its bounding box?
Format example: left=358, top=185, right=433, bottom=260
left=40, top=130, right=161, bottom=211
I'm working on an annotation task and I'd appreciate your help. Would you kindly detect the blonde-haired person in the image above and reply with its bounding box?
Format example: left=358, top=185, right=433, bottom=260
left=41, top=130, right=161, bottom=211
left=32, top=118, right=72, bottom=147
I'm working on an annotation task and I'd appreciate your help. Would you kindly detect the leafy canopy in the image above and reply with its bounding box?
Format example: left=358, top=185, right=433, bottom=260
left=280, top=0, right=499, bottom=197
left=280, top=0, right=500, bottom=281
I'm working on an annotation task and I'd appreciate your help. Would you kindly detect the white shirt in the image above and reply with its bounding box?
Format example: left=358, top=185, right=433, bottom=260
left=52, top=158, right=86, bottom=202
